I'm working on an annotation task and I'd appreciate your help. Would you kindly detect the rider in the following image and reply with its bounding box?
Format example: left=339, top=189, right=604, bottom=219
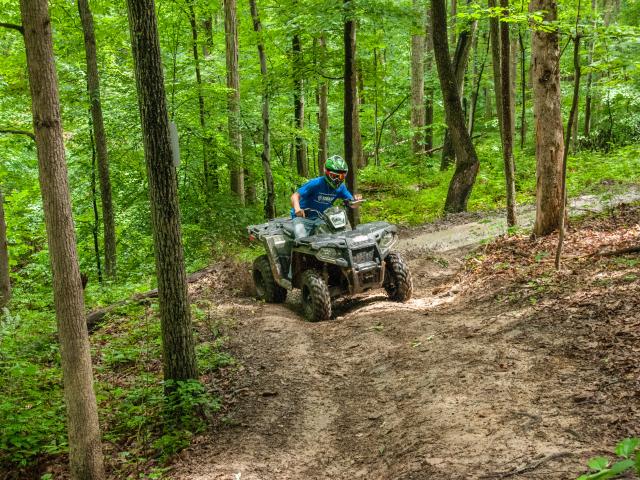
left=290, top=155, right=359, bottom=240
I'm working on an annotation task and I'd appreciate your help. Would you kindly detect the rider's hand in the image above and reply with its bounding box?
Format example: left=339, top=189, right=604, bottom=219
left=354, top=194, right=362, bottom=201
left=295, top=209, right=306, bottom=218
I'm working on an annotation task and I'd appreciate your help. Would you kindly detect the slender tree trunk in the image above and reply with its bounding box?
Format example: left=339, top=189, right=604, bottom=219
left=583, top=0, right=596, bottom=137
left=292, top=31, right=307, bottom=177
left=126, top=0, right=198, bottom=382
left=353, top=70, right=364, bottom=168
left=88, top=116, right=103, bottom=283
left=203, top=16, right=213, bottom=57
left=187, top=0, right=213, bottom=193
left=424, top=9, right=434, bottom=152
left=411, top=0, right=426, bottom=155
left=556, top=34, right=582, bottom=268
left=318, top=34, right=329, bottom=173
left=344, top=0, right=359, bottom=226
left=77, top=0, right=116, bottom=280
left=531, top=0, right=564, bottom=236
left=0, top=189, right=10, bottom=308
left=519, top=30, right=527, bottom=149
left=440, top=13, right=477, bottom=170
left=20, top=0, right=106, bottom=477
left=224, top=0, right=244, bottom=203
left=249, top=0, right=275, bottom=219
left=432, top=0, right=480, bottom=212
left=500, top=0, right=516, bottom=226
left=468, top=31, right=489, bottom=136
left=489, top=0, right=503, bottom=139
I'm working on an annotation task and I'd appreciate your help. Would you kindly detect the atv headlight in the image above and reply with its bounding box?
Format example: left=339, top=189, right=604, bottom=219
left=318, top=247, right=339, bottom=261
left=379, top=231, right=397, bottom=250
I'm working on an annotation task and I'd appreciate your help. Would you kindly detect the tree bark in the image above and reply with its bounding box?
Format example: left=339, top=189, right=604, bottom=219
left=583, top=0, right=596, bottom=137
left=519, top=30, right=527, bottom=149
left=344, top=0, right=359, bottom=226
left=432, top=0, right=480, bottom=212
left=531, top=0, right=564, bottom=236
left=126, top=0, right=198, bottom=382
left=20, top=0, right=106, bottom=477
left=78, top=0, right=117, bottom=280
left=249, top=0, right=275, bottom=219
left=424, top=9, right=434, bottom=152
left=317, top=34, right=329, bottom=173
left=224, top=0, right=244, bottom=204
left=411, top=0, right=426, bottom=155
left=489, top=0, right=504, bottom=140
left=292, top=31, right=308, bottom=177
left=0, top=189, right=10, bottom=308
left=439, top=12, right=477, bottom=170
left=187, top=0, right=213, bottom=193
left=88, top=116, right=103, bottom=283
left=500, top=0, right=517, bottom=226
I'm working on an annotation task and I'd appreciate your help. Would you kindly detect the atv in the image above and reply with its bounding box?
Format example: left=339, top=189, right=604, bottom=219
left=247, top=200, right=413, bottom=321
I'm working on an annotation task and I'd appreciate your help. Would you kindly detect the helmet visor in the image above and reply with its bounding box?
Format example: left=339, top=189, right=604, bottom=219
left=325, top=170, right=346, bottom=183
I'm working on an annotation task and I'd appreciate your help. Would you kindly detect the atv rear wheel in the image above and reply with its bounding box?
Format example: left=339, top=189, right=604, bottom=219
left=301, top=270, right=331, bottom=321
left=253, top=255, right=287, bottom=303
left=384, top=252, right=413, bottom=302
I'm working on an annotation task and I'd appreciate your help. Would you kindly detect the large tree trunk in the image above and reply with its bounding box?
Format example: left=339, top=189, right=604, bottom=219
left=20, top=0, right=106, bottom=477
left=249, top=0, right=275, bottom=219
left=344, top=0, right=359, bottom=226
left=224, top=0, right=244, bottom=204
left=126, top=0, right=198, bottom=382
left=317, top=34, right=329, bottom=173
left=531, top=0, right=564, bottom=236
left=410, top=0, right=425, bottom=155
left=500, top=0, right=517, bottom=226
left=292, top=31, right=308, bottom=177
left=432, top=0, right=480, bottom=212
left=77, top=0, right=117, bottom=281
left=583, top=0, right=596, bottom=137
left=0, top=189, right=10, bottom=308
left=439, top=12, right=477, bottom=170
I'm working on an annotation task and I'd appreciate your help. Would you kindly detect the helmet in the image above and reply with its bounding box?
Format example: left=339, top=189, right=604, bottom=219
left=324, top=155, right=348, bottom=189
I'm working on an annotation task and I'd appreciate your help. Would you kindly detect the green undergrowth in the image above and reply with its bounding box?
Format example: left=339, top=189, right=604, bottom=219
left=359, top=143, right=640, bottom=226
left=0, top=279, right=233, bottom=477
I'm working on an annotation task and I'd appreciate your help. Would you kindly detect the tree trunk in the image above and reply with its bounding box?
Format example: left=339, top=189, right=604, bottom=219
left=439, top=13, right=477, bottom=170
left=432, top=0, right=480, bottom=212
left=556, top=34, right=581, bottom=268
left=249, top=0, right=275, bottom=219
left=20, top=0, right=106, bottom=477
left=583, top=0, right=596, bottom=137
left=224, top=0, right=244, bottom=203
left=292, top=31, right=308, bottom=177
left=519, top=30, right=527, bottom=149
left=353, top=69, right=364, bottom=169
left=531, top=0, right=564, bottom=236
left=0, top=189, right=10, bottom=308
left=187, top=0, right=213, bottom=194
left=88, top=116, right=103, bottom=283
left=500, top=0, right=517, bottom=226
left=489, top=0, right=504, bottom=140
left=77, top=0, right=117, bottom=280
left=411, top=0, right=426, bottom=155
left=344, top=0, right=359, bottom=226
left=318, top=34, right=329, bottom=173
left=424, top=9, right=434, bottom=152
left=126, top=0, right=198, bottom=382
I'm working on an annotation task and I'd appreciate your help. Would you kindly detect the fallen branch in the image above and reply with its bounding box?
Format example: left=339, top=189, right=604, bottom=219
left=484, top=452, right=571, bottom=479
left=86, top=265, right=216, bottom=331
left=0, top=22, right=24, bottom=34
left=0, top=128, right=35, bottom=140
left=590, top=244, right=640, bottom=257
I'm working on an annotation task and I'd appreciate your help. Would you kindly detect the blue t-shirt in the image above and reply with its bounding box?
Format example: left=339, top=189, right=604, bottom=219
left=290, top=176, right=354, bottom=219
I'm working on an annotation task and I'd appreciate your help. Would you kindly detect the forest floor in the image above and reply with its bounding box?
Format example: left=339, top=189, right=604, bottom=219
left=170, top=196, right=640, bottom=479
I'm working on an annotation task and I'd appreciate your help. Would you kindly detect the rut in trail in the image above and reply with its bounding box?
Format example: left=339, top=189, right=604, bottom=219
left=174, top=194, right=640, bottom=480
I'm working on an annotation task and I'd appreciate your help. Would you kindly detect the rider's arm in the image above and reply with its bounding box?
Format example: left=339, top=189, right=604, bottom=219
left=291, top=192, right=305, bottom=217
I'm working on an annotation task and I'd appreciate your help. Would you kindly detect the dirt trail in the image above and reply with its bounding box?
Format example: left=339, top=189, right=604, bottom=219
left=173, top=194, right=640, bottom=480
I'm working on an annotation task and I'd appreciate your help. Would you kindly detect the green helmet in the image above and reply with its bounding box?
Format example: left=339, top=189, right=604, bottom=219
left=324, top=155, right=348, bottom=189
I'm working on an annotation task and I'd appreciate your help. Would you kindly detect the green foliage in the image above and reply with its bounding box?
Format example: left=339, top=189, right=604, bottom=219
left=577, top=438, right=640, bottom=480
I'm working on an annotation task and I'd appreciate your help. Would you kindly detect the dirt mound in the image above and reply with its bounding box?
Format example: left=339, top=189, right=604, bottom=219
left=171, top=205, right=640, bottom=480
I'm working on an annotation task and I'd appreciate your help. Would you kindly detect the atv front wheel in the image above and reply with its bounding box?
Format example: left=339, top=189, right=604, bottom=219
left=301, top=270, right=331, bottom=321
left=384, top=252, right=413, bottom=302
left=253, top=255, right=287, bottom=303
